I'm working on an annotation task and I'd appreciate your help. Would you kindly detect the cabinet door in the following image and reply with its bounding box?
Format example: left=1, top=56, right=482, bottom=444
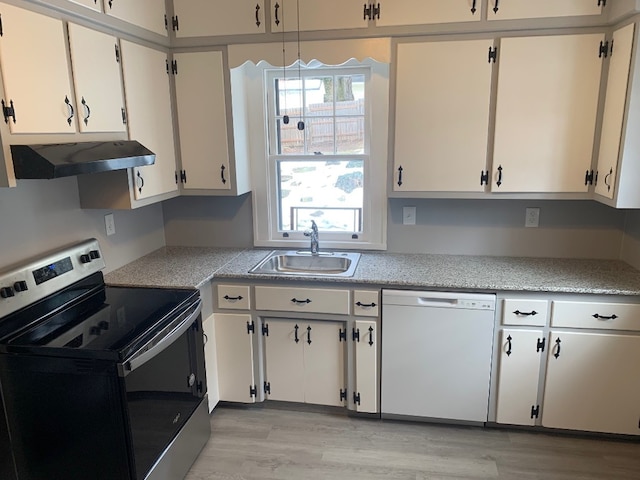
left=174, top=51, right=231, bottom=190
left=488, top=0, right=602, bottom=20
left=202, top=314, right=219, bottom=412
left=103, top=0, right=167, bottom=36
left=174, top=0, right=265, bottom=37
left=0, top=5, right=74, bottom=134
left=68, top=0, right=102, bottom=11
left=120, top=41, right=178, bottom=200
left=595, top=24, right=635, bottom=200
left=542, top=331, right=640, bottom=435
left=68, top=24, right=125, bottom=133
left=264, top=319, right=305, bottom=402
left=495, top=329, right=543, bottom=426
left=214, top=314, right=256, bottom=403
left=303, top=321, right=345, bottom=407
left=377, top=0, right=481, bottom=27
left=492, top=34, right=603, bottom=193
left=354, top=320, right=377, bottom=413
left=271, top=0, right=368, bottom=33
left=393, top=40, right=493, bottom=192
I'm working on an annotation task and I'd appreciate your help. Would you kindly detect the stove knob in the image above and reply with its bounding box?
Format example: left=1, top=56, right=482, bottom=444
left=98, top=321, right=109, bottom=330
left=14, top=281, right=28, bottom=292
left=80, top=254, right=92, bottom=264
left=0, top=287, right=15, bottom=298
left=90, top=326, right=102, bottom=335
left=89, top=250, right=101, bottom=259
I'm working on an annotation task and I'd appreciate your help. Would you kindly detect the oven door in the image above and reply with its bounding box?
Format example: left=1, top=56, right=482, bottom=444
left=119, top=298, right=206, bottom=479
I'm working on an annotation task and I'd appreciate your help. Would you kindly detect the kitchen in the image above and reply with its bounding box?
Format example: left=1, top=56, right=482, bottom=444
left=1, top=0, right=640, bottom=479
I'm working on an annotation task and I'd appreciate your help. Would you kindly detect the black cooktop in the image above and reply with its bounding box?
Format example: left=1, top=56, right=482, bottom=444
left=0, top=273, right=198, bottom=360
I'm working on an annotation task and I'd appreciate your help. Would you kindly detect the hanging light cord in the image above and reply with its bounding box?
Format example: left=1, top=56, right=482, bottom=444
left=296, top=0, right=304, bottom=131
left=281, top=2, right=289, bottom=124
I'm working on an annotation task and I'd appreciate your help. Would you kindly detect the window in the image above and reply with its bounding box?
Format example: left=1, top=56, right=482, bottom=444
left=240, top=59, right=389, bottom=250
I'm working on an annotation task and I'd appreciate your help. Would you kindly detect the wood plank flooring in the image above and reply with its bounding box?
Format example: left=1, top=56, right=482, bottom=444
left=185, top=405, right=640, bottom=480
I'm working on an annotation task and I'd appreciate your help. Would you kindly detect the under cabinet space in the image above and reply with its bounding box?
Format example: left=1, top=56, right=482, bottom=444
left=501, top=299, right=548, bottom=326
left=255, top=286, right=350, bottom=315
left=216, top=285, right=251, bottom=310
left=551, top=301, right=640, bottom=331
left=353, top=290, right=380, bottom=317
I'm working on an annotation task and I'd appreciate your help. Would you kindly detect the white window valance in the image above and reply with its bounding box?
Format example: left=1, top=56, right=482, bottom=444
left=227, top=38, right=391, bottom=68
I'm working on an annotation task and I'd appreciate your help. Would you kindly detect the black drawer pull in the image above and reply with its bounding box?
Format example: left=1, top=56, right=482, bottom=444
left=593, top=313, right=618, bottom=320
left=223, top=295, right=244, bottom=301
left=513, top=310, right=538, bottom=316
left=291, top=298, right=311, bottom=304
left=356, top=301, right=377, bottom=308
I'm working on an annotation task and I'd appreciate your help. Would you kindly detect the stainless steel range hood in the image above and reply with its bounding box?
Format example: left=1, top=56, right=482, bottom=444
left=10, top=141, right=155, bottom=179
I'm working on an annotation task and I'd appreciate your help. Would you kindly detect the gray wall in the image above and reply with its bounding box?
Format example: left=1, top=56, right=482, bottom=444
left=621, top=210, right=640, bottom=269
left=0, top=178, right=166, bottom=273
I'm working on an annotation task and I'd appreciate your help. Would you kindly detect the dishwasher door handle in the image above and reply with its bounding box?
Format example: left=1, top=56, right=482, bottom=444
left=416, top=297, right=459, bottom=307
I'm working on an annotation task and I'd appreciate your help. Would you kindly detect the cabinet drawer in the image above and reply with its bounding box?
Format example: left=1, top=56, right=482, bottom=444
left=551, top=301, right=640, bottom=331
left=217, top=285, right=251, bottom=310
left=501, top=299, right=548, bottom=326
left=255, top=286, right=350, bottom=315
left=353, top=290, right=379, bottom=317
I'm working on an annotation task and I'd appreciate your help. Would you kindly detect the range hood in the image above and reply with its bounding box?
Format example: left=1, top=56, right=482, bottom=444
left=10, top=141, right=155, bottom=179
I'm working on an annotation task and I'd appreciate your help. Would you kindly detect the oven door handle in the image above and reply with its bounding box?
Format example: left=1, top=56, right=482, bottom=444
left=122, top=299, right=202, bottom=376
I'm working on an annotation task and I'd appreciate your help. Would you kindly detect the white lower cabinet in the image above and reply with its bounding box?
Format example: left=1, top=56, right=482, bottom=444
left=542, top=331, right=640, bottom=435
left=264, top=319, right=346, bottom=407
left=495, top=329, right=544, bottom=426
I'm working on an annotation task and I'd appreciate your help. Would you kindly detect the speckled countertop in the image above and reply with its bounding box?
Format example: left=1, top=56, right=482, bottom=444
left=104, top=247, right=640, bottom=296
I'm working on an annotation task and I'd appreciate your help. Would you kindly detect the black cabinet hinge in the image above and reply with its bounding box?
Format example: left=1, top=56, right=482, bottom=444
left=585, top=170, right=595, bottom=185
left=372, top=3, right=381, bottom=19
left=166, top=59, right=169, bottom=74
left=164, top=14, right=168, bottom=30
left=536, top=338, right=546, bottom=353
left=115, top=44, right=120, bottom=63
left=264, top=382, right=271, bottom=394
left=480, top=170, right=489, bottom=186
left=175, top=171, right=178, bottom=184
left=353, top=392, right=361, bottom=406
left=340, top=389, right=347, bottom=402
left=352, top=328, right=360, bottom=342
left=171, top=59, right=178, bottom=75
left=339, top=328, right=347, bottom=342
left=247, top=321, right=255, bottom=334
left=2, top=99, right=15, bottom=124
left=599, top=40, right=609, bottom=58
left=172, top=15, right=179, bottom=31
left=180, top=170, right=187, bottom=183
left=488, top=46, right=498, bottom=63
left=531, top=405, right=540, bottom=419
left=250, top=385, right=257, bottom=398
left=363, top=3, right=380, bottom=20
left=262, top=323, right=269, bottom=336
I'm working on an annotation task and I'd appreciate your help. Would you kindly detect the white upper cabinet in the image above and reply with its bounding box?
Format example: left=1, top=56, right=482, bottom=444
left=0, top=4, right=75, bottom=134
left=492, top=34, right=603, bottom=193
left=174, top=51, right=231, bottom=191
left=595, top=23, right=635, bottom=202
left=488, top=0, right=603, bottom=21
left=377, top=0, right=481, bottom=27
left=68, top=24, right=126, bottom=133
left=102, top=0, right=167, bottom=36
left=393, top=39, right=493, bottom=192
left=173, top=0, right=266, bottom=37
left=68, top=0, right=102, bottom=12
left=271, top=0, right=368, bottom=33
left=120, top=41, right=177, bottom=200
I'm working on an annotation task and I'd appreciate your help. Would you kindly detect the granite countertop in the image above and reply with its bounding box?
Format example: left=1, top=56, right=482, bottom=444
left=104, top=247, right=640, bottom=296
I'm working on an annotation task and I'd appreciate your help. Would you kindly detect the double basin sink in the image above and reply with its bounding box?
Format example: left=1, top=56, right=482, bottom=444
left=249, top=250, right=361, bottom=277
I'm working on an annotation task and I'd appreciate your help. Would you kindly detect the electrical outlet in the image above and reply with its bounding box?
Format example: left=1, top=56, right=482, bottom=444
left=525, top=208, right=540, bottom=228
left=403, top=206, right=417, bottom=225
left=105, top=213, right=116, bottom=236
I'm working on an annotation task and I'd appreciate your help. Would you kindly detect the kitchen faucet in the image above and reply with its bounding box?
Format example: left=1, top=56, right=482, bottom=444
left=304, top=220, right=319, bottom=254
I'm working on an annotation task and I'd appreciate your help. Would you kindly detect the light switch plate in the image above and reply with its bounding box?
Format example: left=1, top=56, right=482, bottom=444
left=403, top=206, right=417, bottom=225
left=525, top=208, right=540, bottom=228
left=105, top=213, right=116, bottom=236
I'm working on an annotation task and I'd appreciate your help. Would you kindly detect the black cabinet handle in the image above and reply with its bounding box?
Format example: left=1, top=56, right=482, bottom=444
left=471, top=0, right=477, bottom=14
left=307, top=326, right=312, bottom=345
left=65, top=95, right=74, bottom=126
left=223, top=295, right=244, bottom=301
left=553, top=338, right=561, bottom=359
left=356, top=301, right=377, bottom=308
left=255, top=3, right=261, bottom=27
left=291, top=298, right=311, bottom=304
left=221, top=164, right=227, bottom=184
left=496, top=165, right=503, bottom=187
left=604, top=168, right=613, bottom=192
left=493, top=0, right=500, bottom=14
left=274, top=2, right=280, bottom=26
left=81, top=97, right=91, bottom=126
left=397, top=166, right=403, bottom=187
left=294, top=324, right=299, bottom=343
left=506, top=335, right=512, bottom=356
left=136, top=171, right=144, bottom=194
left=513, top=310, right=538, bottom=317
left=368, top=326, right=374, bottom=346
left=593, top=313, right=618, bottom=320
left=108, top=0, right=113, bottom=9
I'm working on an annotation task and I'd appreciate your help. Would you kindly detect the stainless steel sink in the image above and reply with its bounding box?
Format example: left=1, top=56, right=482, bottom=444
left=249, top=250, right=361, bottom=277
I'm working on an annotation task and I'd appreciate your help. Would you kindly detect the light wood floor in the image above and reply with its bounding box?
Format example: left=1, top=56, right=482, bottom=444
left=185, top=405, right=640, bottom=480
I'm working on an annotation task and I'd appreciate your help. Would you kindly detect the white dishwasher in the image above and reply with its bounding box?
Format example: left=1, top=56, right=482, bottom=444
left=381, top=290, right=496, bottom=423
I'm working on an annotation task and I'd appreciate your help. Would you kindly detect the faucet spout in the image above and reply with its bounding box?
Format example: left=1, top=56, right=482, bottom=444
left=304, top=220, right=319, bottom=254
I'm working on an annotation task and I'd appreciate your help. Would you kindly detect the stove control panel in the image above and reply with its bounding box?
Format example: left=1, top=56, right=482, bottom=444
left=0, top=239, right=106, bottom=318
